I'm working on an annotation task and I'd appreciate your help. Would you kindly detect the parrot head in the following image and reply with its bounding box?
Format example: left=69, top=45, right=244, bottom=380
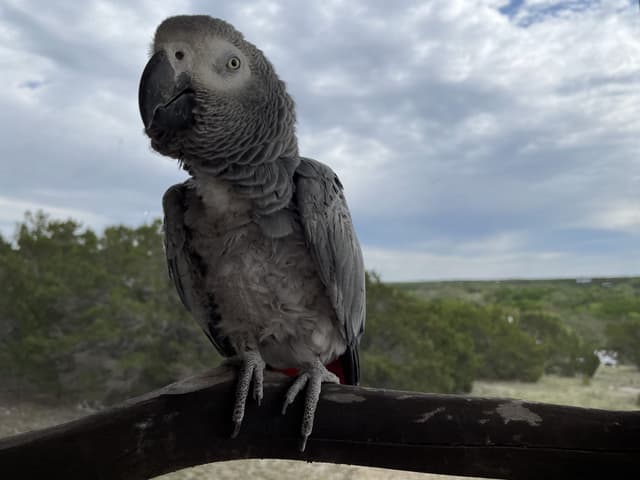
left=139, top=16, right=296, bottom=171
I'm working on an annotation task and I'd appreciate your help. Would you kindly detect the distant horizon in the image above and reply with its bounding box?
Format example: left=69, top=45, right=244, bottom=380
left=3, top=207, right=638, bottom=284
left=390, top=275, right=640, bottom=284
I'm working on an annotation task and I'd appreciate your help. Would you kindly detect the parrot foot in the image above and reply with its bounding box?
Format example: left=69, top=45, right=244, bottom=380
left=226, top=350, right=265, bottom=438
left=281, top=358, right=339, bottom=452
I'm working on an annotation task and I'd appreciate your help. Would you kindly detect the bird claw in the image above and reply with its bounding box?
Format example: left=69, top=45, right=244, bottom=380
left=253, top=362, right=264, bottom=406
left=231, top=421, right=241, bottom=439
left=281, top=372, right=309, bottom=415
left=299, top=435, right=309, bottom=452
left=281, top=359, right=339, bottom=451
left=230, top=351, right=266, bottom=438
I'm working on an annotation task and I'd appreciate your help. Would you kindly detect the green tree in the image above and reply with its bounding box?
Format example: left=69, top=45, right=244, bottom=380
left=1, top=211, right=622, bottom=405
left=606, top=315, right=640, bottom=368
left=0, top=212, right=106, bottom=397
left=361, top=273, right=478, bottom=393
left=434, top=301, right=546, bottom=382
left=0, top=212, right=218, bottom=403
left=519, top=311, right=599, bottom=377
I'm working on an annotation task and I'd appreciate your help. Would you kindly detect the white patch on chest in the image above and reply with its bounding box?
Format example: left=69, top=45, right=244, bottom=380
left=194, top=176, right=251, bottom=219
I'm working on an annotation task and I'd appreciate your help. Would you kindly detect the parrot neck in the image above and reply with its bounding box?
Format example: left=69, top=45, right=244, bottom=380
left=187, top=135, right=300, bottom=217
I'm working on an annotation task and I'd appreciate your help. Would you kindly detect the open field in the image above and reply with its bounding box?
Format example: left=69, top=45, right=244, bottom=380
left=155, top=365, right=639, bottom=479
left=2, top=365, right=637, bottom=479
left=473, top=364, right=640, bottom=411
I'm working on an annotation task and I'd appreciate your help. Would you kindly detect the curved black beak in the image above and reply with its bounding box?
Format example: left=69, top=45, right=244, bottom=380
left=139, top=50, right=195, bottom=133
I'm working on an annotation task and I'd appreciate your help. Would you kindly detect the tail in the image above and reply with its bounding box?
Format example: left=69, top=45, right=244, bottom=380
left=338, top=344, right=360, bottom=386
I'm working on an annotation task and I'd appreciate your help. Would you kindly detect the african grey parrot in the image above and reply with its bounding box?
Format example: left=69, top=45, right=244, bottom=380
left=138, top=15, right=365, bottom=451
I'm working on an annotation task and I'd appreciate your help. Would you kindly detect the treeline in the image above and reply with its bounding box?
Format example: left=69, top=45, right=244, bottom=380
left=0, top=213, right=215, bottom=403
left=0, top=213, right=633, bottom=404
left=362, top=274, right=599, bottom=393
left=399, top=278, right=640, bottom=372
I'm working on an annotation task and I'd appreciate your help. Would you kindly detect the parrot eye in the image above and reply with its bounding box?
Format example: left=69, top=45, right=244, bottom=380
left=175, top=51, right=184, bottom=60
left=227, top=56, right=241, bottom=70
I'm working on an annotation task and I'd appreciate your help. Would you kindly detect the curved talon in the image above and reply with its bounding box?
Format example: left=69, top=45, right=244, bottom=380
left=281, top=359, right=339, bottom=451
left=282, top=373, right=309, bottom=415
left=300, top=435, right=309, bottom=452
left=231, top=421, right=241, bottom=439
left=253, top=364, right=264, bottom=406
left=230, top=351, right=266, bottom=438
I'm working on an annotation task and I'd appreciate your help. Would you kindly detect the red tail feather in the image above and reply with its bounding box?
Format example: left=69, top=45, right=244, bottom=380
left=271, top=358, right=345, bottom=384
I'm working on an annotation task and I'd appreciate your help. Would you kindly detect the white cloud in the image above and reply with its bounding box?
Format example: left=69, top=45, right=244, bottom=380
left=0, top=0, right=638, bottom=280
left=578, top=203, right=640, bottom=233
left=364, top=244, right=640, bottom=282
left=0, top=196, right=110, bottom=236
left=298, top=126, right=394, bottom=209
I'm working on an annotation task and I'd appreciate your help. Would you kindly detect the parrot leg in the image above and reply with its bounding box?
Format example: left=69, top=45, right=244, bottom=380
left=226, top=350, right=266, bottom=438
left=281, top=358, right=339, bottom=452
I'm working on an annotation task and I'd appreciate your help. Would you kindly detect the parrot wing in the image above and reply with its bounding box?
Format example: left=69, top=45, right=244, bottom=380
left=294, top=157, right=366, bottom=385
left=162, top=181, right=235, bottom=357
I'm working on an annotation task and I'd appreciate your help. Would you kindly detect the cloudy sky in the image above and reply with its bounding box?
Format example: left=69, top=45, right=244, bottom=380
left=1, top=0, right=639, bottom=281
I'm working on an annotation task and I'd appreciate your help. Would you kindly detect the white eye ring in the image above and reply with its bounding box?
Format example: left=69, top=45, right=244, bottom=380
left=227, top=56, right=241, bottom=70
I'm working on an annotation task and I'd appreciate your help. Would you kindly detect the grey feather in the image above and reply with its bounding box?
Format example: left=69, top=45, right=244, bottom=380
left=294, top=157, right=366, bottom=384
left=162, top=182, right=235, bottom=357
left=254, top=209, right=296, bottom=239
left=162, top=184, right=195, bottom=312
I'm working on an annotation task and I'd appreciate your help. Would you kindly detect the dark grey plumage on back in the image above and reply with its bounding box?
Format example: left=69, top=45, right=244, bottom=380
left=140, top=15, right=365, bottom=450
